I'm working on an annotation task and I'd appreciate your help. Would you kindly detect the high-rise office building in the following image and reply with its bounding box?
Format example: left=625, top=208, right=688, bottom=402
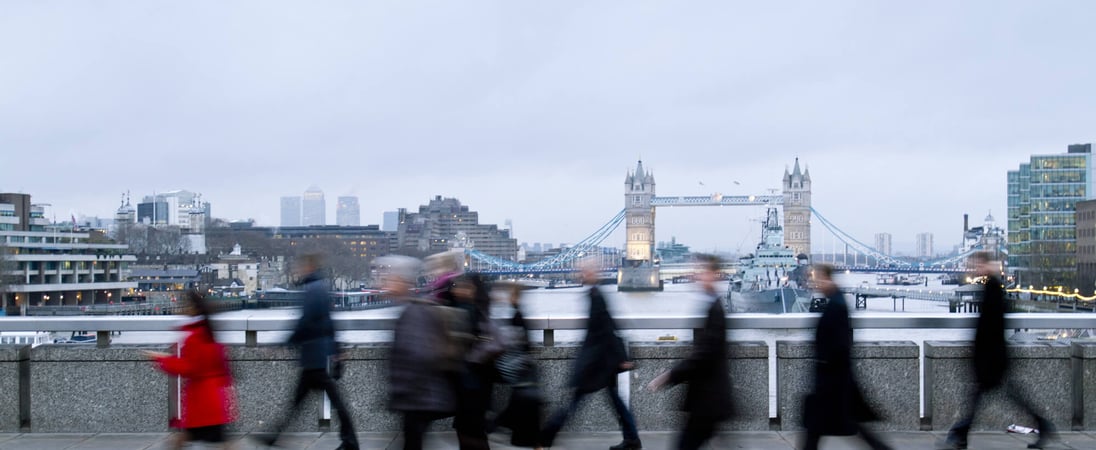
left=396, top=196, right=518, bottom=260
left=280, top=196, right=301, bottom=227
left=302, top=186, right=325, bottom=226
left=916, top=233, right=934, bottom=259
left=135, top=190, right=210, bottom=231
left=1008, top=143, right=1095, bottom=288
left=336, top=196, right=360, bottom=227
left=874, top=233, right=893, bottom=256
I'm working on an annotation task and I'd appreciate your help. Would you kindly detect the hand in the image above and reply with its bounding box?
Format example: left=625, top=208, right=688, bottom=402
left=619, top=361, right=635, bottom=371
left=141, top=350, right=170, bottom=359
left=647, top=371, right=671, bottom=392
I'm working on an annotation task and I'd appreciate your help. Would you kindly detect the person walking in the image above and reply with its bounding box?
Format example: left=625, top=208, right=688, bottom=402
left=647, top=254, right=732, bottom=450
left=383, top=255, right=461, bottom=450
left=541, top=262, right=641, bottom=450
left=944, top=252, right=1057, bottom=450
left=145, top=291, right=237, bottom=450
left=257, top=254, right=359, bottom=450
left=802, top=264, right=891, bottom=450
left=493, top=283, right=543, bottom=450
left=451, top=273, right=503, bottom=450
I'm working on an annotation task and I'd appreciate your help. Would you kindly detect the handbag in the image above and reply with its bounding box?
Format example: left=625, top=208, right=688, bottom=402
left=496, top=349, right=532, bottom=385
left=466, top=317, right=506, bottom=365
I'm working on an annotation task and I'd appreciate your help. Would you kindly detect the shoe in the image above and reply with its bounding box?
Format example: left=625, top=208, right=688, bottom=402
left=1028, top=419, right=1058, bottom=449
left=335, top=445, right=360, bottom=450
left=609, top=440, right=642, bottom=450
left=941, top=433, right=967, bottom=450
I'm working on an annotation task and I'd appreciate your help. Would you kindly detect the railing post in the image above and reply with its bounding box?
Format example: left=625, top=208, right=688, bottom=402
left=245, top=330, right=258, bottom=347
left=543, top=329, right=554, bottom=347
left=96, top=330, right=110, bottom=348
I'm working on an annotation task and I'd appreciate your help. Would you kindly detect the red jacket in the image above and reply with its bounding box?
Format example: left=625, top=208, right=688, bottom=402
left=154, top=320, right=236, bottom=429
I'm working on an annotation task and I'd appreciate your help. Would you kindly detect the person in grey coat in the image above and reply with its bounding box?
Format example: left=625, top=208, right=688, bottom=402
left=258, top=254, right=358, bottom=450
left=382, top=255, right=459, bottom=450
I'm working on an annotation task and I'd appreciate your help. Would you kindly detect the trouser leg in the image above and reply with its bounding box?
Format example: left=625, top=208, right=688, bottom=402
left=948, top=386, right=986, bottom=442
left=541, top=392, right=584, bottom=447
left=402, top=411, right=433, bottom=450
left=318, top=370, right=359, bottom=447
left=802, top=431, right=821, bottom=450
left=272, top=370, right=316, bottom=435
left=606, top=377, right=639, bottom=442
left=677, top=415, right=717, bottom=450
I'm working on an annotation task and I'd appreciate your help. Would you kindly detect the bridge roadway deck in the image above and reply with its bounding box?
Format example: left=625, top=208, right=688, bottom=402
left=3, top=431, right=1095, bottom=449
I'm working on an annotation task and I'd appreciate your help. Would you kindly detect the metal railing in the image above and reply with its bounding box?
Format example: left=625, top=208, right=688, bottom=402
left=1, top=313, right=1094, bottom=347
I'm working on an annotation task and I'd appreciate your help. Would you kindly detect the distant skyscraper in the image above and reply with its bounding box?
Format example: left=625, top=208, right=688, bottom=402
left=302, top=186, right=325, bottom=226
left=916, top=233, right=934, bottom=259
left=382, top=211, right=399, bottom=232
left=280, top=196, right=302, bottom=227
left=336, top=196, right=360, bottom=227
left=874, top=233, right=893, bottom=256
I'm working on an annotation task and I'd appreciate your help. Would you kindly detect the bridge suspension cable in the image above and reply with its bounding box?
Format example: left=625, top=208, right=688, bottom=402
left=810, top=207, right=910, bottom=267
left=465, top=209, right=627, bottom=271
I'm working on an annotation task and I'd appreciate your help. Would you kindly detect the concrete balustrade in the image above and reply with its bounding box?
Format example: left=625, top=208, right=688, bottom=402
left=628, top=341, right=769, bottom=431
left=776, top=340, right=920, bottom=432
left=925, top=341, right=1072, bottom=432
left=1074, top=342, right=1096, bottom=430
left=0, top=345, right=28, bottom=432
left=29, top=344, right=172, bottom=432
left=0, top=314, right=1090, bottom=433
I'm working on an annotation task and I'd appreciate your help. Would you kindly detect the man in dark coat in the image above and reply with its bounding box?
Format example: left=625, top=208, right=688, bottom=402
left=802, top=264, right=890, bottom=450
left=945, top=252, right=1056, bottom=450
left=541, top=263, right=641, bottom=450
left=258, top=254, right=359, bottom=450
left=647, top=254, right=733, bottom=450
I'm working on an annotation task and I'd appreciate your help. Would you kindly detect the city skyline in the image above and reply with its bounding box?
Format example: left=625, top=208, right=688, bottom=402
left=3, top=2, right=1095, bottom=253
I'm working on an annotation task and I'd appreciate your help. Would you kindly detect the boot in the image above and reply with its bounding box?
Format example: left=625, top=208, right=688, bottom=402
left=1027, top=418, right=1057, bottom=449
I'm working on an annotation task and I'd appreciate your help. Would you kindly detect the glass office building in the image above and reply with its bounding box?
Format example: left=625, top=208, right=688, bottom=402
left=1008, top=143, right=1093, bottom=289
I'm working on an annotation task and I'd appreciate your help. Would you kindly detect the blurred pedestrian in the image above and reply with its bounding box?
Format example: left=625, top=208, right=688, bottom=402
left=144, top=291, right=237, bottom=450
left=944, top=252, right=1057, bottom=450
left=802, top=264, right=890, bottom=450
left=541, top=261, right=641, bottom=450
left=384, top=255, right=461, bottom=450
left=493, top=283, right=543, bottom=450
left=426, top=250, right=464, bottom=304
left=647, top=254, right=732, bottom=450
left=451, top=273, right=504, bottom=450
left=257, top=254, right=358, bottom=450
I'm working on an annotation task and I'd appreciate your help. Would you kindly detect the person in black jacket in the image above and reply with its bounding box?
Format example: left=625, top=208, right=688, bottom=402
left=541, top=262, right=641, bottom=450
left=802, top=264, right=889, bottom=450
left=647, top=254, right=732, bottom=450
left=944, top=252, right=1056, bottom=450
left=493, top=282, right=543, bottom=450
left=257, top=254, right=358, bottom=450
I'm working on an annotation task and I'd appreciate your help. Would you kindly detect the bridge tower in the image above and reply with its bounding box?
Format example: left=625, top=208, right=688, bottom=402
left=782, top=158, right=812, bottom=259
left=619, top=160, right=662, bottom=291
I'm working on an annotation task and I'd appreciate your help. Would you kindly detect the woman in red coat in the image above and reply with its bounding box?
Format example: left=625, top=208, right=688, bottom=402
left=145, top=291, right=237, bottom=450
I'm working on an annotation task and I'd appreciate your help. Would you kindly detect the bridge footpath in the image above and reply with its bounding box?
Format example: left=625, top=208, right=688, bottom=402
left=1, top=314, right=1095, bottom=438
left=3, top=430, right=1096, bottom=449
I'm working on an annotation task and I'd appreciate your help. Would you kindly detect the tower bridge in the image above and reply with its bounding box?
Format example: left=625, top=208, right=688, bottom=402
left=618, top=159, right=810, bottom=290
left=463, top=159, right=1004, bottom=286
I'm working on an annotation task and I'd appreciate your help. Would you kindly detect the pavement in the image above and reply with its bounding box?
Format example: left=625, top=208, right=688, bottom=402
left=0, top=431, right=1094, bottom=449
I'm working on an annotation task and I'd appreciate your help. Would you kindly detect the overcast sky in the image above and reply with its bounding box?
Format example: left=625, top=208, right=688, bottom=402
left=2, top=1, right=1095, bottom=255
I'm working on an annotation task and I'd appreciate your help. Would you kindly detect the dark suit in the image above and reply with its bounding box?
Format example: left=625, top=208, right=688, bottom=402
left=803, top=288, right=887, bottom=450
left=668, top=293, right=733, bottom=450
left=272, top=272, right=358, bottom=449
left=948, top=275, right=1050, bottom=444
left=542, top=286, right=638, bottom=447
